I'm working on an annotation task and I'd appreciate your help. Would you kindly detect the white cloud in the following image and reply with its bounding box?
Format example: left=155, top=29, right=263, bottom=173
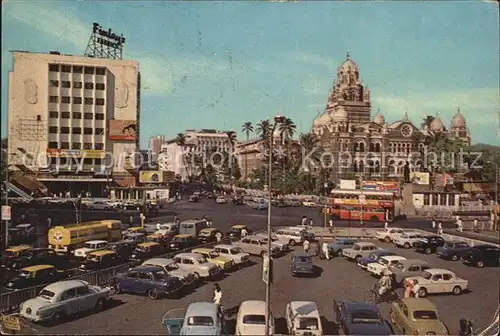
left=290, top=51, right=338, bottom=71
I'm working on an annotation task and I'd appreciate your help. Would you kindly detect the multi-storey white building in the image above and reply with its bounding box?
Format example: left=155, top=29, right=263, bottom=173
left=7, top=51, right=140, bottom=189
left=148, top=135, right=165, bottom=163
left=158, top=129, right=234, bottom=181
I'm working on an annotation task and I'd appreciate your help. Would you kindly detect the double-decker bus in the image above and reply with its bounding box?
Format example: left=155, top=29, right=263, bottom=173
left=327, top=189, right=395, bottom=222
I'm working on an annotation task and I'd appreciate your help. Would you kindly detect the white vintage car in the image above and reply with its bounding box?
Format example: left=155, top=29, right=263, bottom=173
left=375, top=228, right=405, bottom=243
left=173, top=253, right=222, bottom=278
left=73, top=240, right=108, bottom=258
left=142, top=258, right=199, bottom=284
left=236, top=300, right=275, bottom=335
left=406, top=268, right=469, bottom=297
left=367, top=255, right=407, bottom=276
left=342, top=242, right=378, bottom=262
left=255, top=232, right=290, bottom=252
left=302, top=201, right=316, bottom=207
left=392, top=232, right=423, bottom=249
left=214, top=244, right=251, bottom=265
left=19, top=280, right=111, bottom=323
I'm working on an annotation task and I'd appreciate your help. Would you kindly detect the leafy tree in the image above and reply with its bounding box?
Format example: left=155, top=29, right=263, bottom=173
left=175, top=133, right=191, bottom=179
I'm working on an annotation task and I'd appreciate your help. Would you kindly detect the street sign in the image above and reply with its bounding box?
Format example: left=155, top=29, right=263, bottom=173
left=358, top=194, right=366, bottom=204
left=1, top=206, right=11, bottom=221
left=262, top=254, right=270, bottom=284
left=1, top=314, right=21, bottom=331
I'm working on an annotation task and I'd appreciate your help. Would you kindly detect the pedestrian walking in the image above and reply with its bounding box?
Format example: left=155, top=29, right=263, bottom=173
left=47, top=217, right=52, bottom=229
left=404, top=279, right=413, bottom=298
left=329, top=218, right=333, bottom=227
left=215, top=231, right=223, bottom=243
left=308, top=217, right=314, bottom=226
left=473, top=219, right=479, bottom=232
left=322, top=242, right=330, bottom=260
left=384, top=221, right=389, bottom=229
left=303, top=239, right=310, bottom=254
left=457, top=217, right=463, bottom=232
left=213, top=283, right=222, bottom=306
left=432, top=218, right=436, bottom=229
left=129, top=215, right=134, bottom=225
left=241, top=228, right=248, bottom=238
left=412, top=280, right=421, bottom=298
left=301, top=216, right=307, bottom=226
left=437, top=221, right=443, bottom=236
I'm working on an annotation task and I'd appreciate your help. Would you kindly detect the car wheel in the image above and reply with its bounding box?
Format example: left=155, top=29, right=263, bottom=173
left=193, top=272, right=200, bottom=279
left=355, top=255, right=362, bottom=263
left=452, top=286, right=462, bottom=295
left=476, top=260, right=485, bottom=268
left=451, top=254, right=458, bottom=261
left=384, top=236, right=391, bottom=243
left=95, top=298, right=106, bottom=311
left=404, top=242, right=411, bottom=249
left=52, top=311, right=66, bottom=323
left=425, top=247, right=432, bottom=254
left=418, top=287, right=428, bottom=298
left=147, top=288, right=159, bottom=300
left=289, top=240, right=296, bottom=246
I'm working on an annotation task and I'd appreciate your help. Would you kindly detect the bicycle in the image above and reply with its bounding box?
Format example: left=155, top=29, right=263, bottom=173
left=364, top=283, right=398, bottom=304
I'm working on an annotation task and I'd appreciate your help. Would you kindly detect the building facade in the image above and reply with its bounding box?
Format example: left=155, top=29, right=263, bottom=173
left=7, top=51, right=140, bottom=188
left=312, top=53, right=471, bottom=180
left=148, top=135, right=165, bottom=163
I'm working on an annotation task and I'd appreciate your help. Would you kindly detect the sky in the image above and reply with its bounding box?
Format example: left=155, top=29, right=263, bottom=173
left=1, top=0, right=499, bottom=149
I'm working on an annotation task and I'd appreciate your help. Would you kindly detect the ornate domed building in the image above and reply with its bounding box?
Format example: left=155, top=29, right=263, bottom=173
left=312, top=53, right=471, bottom=180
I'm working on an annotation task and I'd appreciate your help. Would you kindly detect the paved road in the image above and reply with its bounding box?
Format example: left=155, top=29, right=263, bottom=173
left=19, top=239, right=499, bottom=335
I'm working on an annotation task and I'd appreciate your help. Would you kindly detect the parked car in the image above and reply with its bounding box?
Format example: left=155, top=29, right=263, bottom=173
left=228, top=225, right=253, bottom=239
left=286, top=301, right=323, bottom=336
left=188, top=195, right=199, bottom=202
left=129, top=242, right=165, bottom=262
left=73, top=240, right=109, bottom=259
left=286, top=225, right=316, bottom=241
left=406, top=268, right=468, bottom=297
left=5, top=248, right=74, bottom=273
left=213, top=244, right=251, bottom=266
left=367, top=255, right=407, bottom=277
left=413, top=236, right=445, bottom=254
left=389, top=298, right=449, bottom=335
left=274, top=228, right=306, bottom=246
left=142, top=258, right=199, bottom=284
left=19, top=280, right=112, bottom=323
left=255, top=232, right=290, bottom=252
left=113, top=266, right=184, bottom=299
left=357, top=250, right=396, bottom=269
left=389, top=259, right=431, bottom=285
left=1, top=245, right=32, bottom=266
left=169, top=234, right=200, bottom=251
left=392, top=232, right=423, bottom=249
left=216, top=196, right=227, bottom=204
left=436, top=241, right=471, bottom=261
left=302, top=201, right=316, bottom=207
left=327, top=238, right=358, bottom=257
left=107, top=240, right=137, bottom=258
left=87, top=201, right=113, bottom=210
left=173, top=253, right=222, bottom=279
left=198, top=228, right=223, bottom=244
left=236, top=300, right=274, bottom=335
left=232, top=197, right=245, bottom=205
left=334, top=300, right=392, bottom=335
left=3, top=265, right=69, bottom=291
left=461, top=244, right=500, bottom=268
left=342, top=242, right=378, bottom=262
left=290, top=251, right=315, bottom=277
left=232, top=236, right=281, bottom=257
left=191, top=248, right=235, bottom=271
left=78, top=250, right=125, bottom=272
left=164, top=302, right=224, bottom=335
left=375, top=228, right=405, bottom=243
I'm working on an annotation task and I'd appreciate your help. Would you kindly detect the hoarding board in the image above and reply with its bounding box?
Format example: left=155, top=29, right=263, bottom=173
left=339, top=179, right=356, bottom=190
left=109, top=120, right=137, bottom=141
left=362, top=181, right=400, bottom=192
left=410, top=172, right=430, bottom=185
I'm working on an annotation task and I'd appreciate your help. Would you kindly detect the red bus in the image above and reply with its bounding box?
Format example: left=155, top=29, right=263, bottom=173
left=327, top=189, right=395, bottom=222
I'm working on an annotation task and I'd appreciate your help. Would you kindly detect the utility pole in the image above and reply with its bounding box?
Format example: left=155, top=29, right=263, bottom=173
left=4, top=151, right=10, bottom=249
left=359, top=173, right=364, bottom=225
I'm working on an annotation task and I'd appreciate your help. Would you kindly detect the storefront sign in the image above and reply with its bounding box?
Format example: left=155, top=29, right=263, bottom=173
left=139, top=171, right=174, bottom=184
left=362, top=181, right=400, bottom=192
left=339, top=179, right=356, bottom=190
left=46, top=149, right=105, bottom=158
left=1, top=205, right=11, bottom=221
left=410, top=172, right=430, bottom=185
left=109, top=120, right=137, bottom=141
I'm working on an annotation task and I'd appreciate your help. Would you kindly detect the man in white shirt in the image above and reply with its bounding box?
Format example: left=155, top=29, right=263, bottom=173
left=241, top=228, right=248, bottom=237
left=215, top=231, right=223, bottom=243
left=303, top=239, right=310, bottom=254
left=213, top=284, right=222, bottom=305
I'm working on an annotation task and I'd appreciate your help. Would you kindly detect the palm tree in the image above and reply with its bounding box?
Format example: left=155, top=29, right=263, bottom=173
left=225, top=131, right=237, bottom=181
left=421, top=115, right=435, bottom=129
left=175, top=133, right=190, bottom=180
left=280, top=117, right=296, bottom=142
left=298, top=132, right=321, bottom=192
left=256, top=119, right=273, bottom=140
left=241, top=121, right=254, bottom=180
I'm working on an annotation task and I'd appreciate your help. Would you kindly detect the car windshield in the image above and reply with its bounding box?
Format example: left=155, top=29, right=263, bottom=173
left=413, top=310, right=438, bottom=320
left=38, top=289, right=55, bottom=300
left=187, top=316, right=214, bottom=326
left=87, top=255, right=101, bottom=262
left=352, top=245, right=361, bottom=251
left=296, top=256, right=312, bottom=263
left=379, top=258, right=390, bottom=266
left=456, top=243, right=469, bottom=248
left=196, top=257, right=207, bottom=264
left=209, top=251, right=219, bottom=258
left=199, top=231, right=211, bottom=237
left=243, top=314, right=266, bottom=325
left=297, top=317, right=319, bottom=330
left=351, top=310, right=382, bottom=324
left=3, top=250, right=17, bottom=257
left=152, top=270, right=168, bottom=279
left=230, top=247, right=242, bottom=254
left=19, top=270, right=32, bottom=278
left=401, top=235, right=409, bottom=239
left=393, top=262, right=405, bottom=270
left=421, top=271, right=432, bottom=280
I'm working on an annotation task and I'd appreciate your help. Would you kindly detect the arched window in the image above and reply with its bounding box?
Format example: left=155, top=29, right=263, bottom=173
left=369, top=143, right=375, bottom=152
left=358, top=160, right=364, bottom=173
left=353, top=160, right=358, bottom=172
left=374, top=160, right=380, bottom=173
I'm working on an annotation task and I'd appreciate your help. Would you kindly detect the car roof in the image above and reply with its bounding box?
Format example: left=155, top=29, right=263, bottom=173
left=399, top=259, right=428, bottom=266
left=85, top=240, right=108, bottom=244
left=22, top=264, right=54, bottom=272
left=186, top=302, right=219, bottom=316
left=232, top=225, right=246, bottom=229
left=175, top=234, right=193, bottom=238
left=130, top=265, right=163, bottom=273
left=240, top=300, right=266, bottom=312
left=293, top=251, right=311, bottom=257
left=43, top=280, right=90, bottom=292
left=137, top=242, right=160, bottom=247
left=192, top=248, right=212, bottom=253
left=424, top=268, right=453, bottom=274
left=5, top=245, right=32, bottom=252
left=143, top=258, right=175, bottom=266
left=401, top=231, right=419, bottom=235
left=354, top=242, right=376, bottom=246
left=343, top=301, right=379, bottom=312
left=200, top=228, right=218, bottom=232
left=381, top=255, right=406, bottom=261
left=181, top=219, right=205, bottom=224
left=289, top=301, right=319, bottom=317
left=401, top=297, right=437, bottom=311
left=215, top=244, right=233, bottom=249
left=88, top=250, right=116, bottom=257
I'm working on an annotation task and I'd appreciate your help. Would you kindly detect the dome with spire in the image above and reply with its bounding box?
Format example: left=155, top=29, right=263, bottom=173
left=430, top=116, right=445, bottom=132
left=373, top=109, right=385, bottom=124
left=333, top=106, right=348, bottom=121
left=339, top=52, right=358, bottom=72
left=314, top=113, right=332, bottom=127
left=451, top=108, right=466, bottom=128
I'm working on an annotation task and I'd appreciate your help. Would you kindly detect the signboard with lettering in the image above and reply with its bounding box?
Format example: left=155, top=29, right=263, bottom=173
left=93, top=22, right=126, bottom=48
left=1, top=206, right=11, bottom=221
left=46, top=149, right=105, bottom=159
left=332, top=198, right=393, bottom=207
left=362, top=181, right=400, bottom=192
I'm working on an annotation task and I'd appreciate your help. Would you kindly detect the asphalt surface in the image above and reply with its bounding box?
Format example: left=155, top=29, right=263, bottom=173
left=15, top=199, right=500, bottom=335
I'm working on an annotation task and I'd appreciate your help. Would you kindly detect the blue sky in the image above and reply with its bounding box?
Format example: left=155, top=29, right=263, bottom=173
left=2, top=1, right=499, bottom=148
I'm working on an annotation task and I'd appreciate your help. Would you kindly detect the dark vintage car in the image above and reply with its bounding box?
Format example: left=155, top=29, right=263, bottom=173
left=188, top=195, right=199, bottom=203
left=5, top=248, right=75, bottom=273
left=168, top=234, right=199, bottom=251
left=334, top=300, right=392, bottom=335
left=461, top=244, right=500, bottom=268
left=232, top=197, right=244, bottom=205
left=228, top=225, right=253, bottom=240
left=78, top=250, right=126, bottom=272
left=1, top=245, right=33, bottom=267
left=357, top=250, right=397, bottom=269
left=3, top=264, right=69, bottom=291
left=129, top=242, right=165, bottom=262
left=112, top=266, right=184, bottom=299
left=436, top=241, right=471, bottom=261
left=290, top=251, right=315, bottom=277
left=413, top=236, right=445, bottom=254
left=107, top=240, right=137, bottom=258
left=198, top=228, right=223, bottom=244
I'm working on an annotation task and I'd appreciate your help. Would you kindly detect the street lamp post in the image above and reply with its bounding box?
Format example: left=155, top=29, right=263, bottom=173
left=265, top=115, right=285, bottom=336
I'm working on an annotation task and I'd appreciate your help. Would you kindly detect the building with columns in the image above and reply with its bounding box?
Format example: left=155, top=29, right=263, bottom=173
left=312, top=53, right=471, bottom=180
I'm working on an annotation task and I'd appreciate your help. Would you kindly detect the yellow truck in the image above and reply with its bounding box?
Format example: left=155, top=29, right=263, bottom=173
left=48, top=220, right=122, bottom=253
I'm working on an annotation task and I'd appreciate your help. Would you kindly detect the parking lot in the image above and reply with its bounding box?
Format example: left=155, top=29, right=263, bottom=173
left=19, top=238, right=499, bottom=335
